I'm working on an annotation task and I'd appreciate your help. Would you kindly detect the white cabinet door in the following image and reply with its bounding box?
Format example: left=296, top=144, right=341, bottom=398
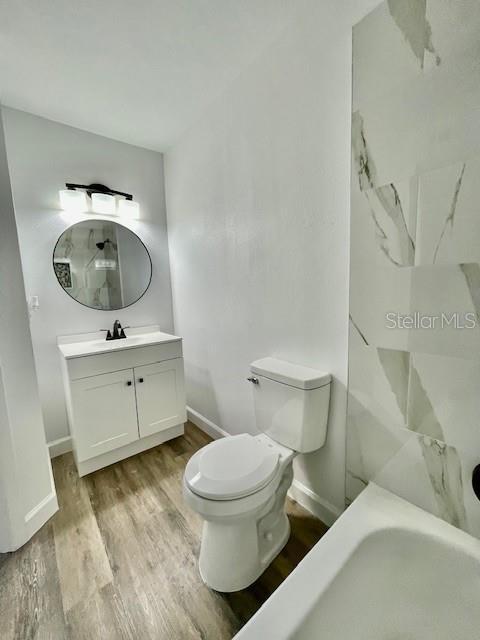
left=134, top=358, right=186, bottom=438
left=71, top=369, right=139, bottom=461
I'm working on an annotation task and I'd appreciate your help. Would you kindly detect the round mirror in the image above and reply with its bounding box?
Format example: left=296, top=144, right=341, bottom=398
left=53, top=220, right=152, bottom=310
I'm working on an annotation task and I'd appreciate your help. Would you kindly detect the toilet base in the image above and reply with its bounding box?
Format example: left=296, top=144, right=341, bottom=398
left=198, top=465, right=294, bottom=592
left=199, top=513, right=290, bottom=593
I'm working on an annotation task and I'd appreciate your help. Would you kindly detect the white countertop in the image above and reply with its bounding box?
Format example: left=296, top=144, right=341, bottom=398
left=58, top=326, right=181, bottom=359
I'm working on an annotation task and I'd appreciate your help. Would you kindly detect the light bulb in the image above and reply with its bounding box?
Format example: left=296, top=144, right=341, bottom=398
left=59, top=189, right=88, bottom=213
left=118, top=199, right=140, bottom=219
left=91, top=192, right=116, bottom=215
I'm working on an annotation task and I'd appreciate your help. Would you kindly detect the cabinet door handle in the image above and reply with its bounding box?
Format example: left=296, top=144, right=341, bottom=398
left=126, top=380, right=132, bottom=386
left=138, top=377, right=144, bottom=383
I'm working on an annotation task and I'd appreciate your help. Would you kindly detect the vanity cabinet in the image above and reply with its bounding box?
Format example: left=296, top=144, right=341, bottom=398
left=71, top=368, right=140, bottom=460
left=59, top=329, right=186, bottom=477
left=135, top=359, right=185, bottom=438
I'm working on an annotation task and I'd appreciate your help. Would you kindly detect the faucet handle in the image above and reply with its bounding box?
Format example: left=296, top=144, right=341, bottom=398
left=100, top=329, right=113, bottom=341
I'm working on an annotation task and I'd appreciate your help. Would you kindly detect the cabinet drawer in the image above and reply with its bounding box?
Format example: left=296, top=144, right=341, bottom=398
left=67, top=341, right=183, bottom=380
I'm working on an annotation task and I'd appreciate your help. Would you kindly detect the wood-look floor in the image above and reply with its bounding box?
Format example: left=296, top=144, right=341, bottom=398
left=0, top=423, right=328, bottom=640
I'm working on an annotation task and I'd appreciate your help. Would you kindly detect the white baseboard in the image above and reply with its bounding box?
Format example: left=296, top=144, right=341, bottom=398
left=187, top=406, right=341, bottom=527
left=24, top=490, right=58, bottom=541
left=288, top=478, right=341, bottom=527
left=187, top=406, right=229, bottom=440
left=0, top=489, right=59, bottom=553
left=48, top=435, right=72, bottom=458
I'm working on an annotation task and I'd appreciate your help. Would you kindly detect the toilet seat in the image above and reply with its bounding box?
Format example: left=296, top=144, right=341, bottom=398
left=185, top=434, right=280, bottom=501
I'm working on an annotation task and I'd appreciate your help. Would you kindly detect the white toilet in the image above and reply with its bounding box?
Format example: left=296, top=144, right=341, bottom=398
left=183, top=357, right=331, bottom=592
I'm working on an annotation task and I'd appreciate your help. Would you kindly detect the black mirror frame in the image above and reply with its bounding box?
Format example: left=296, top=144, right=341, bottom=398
left=52, top=219, right=153, bottom=311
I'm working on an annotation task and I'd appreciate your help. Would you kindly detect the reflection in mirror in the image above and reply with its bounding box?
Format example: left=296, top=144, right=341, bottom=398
left=53, top=219, right=152, bottom=310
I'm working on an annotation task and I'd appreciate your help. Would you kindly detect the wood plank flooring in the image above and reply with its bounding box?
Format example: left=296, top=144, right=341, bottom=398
left=0, top=422, right=328, bottom=639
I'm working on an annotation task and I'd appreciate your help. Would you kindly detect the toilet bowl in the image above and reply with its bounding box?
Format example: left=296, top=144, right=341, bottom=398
left=183, top=357, right=331, bottom=592
left=184, top=433, right=295, bottom=591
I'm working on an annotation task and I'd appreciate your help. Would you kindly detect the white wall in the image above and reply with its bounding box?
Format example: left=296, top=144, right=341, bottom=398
left=0, top=109, right=57, bottom=551
left=2, top=108, right=174, bottom=445
left=165, top=0, right=378, bottom=518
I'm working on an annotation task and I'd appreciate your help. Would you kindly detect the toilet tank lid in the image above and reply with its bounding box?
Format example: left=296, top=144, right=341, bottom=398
left=250, top=357, right=331, bottom=390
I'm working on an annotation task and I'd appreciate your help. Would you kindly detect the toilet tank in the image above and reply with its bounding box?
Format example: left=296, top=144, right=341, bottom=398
left=249, top=357, right=331, bottom=453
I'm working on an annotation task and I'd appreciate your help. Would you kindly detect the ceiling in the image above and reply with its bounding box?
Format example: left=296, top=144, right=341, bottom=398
left=0, top=1, right=292, bottom=151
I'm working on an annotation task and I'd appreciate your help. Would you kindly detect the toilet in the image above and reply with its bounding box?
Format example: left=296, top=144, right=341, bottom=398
left=183, top=357, right=331, bottom=592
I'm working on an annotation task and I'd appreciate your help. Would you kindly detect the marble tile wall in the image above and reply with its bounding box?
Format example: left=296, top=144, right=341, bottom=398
left=347, top=0, right=480, bottom=537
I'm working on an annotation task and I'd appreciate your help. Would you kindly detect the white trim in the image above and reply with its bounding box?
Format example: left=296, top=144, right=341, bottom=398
left=76, top=424, right=184, bottom=477
left=288, top=478, right=341, bottom=527
left=23, top=490, right=58, bottom=541
left=187, top=406, right=229, bottom=440
left=48, top=435, right=72, bottom=458
left=187, top=406, right=341, bottom=526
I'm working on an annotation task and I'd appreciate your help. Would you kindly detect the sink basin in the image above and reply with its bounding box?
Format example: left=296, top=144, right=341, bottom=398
left=58, top=327, right=181, bottom=359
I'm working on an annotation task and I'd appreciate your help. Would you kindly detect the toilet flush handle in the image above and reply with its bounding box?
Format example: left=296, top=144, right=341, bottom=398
left=247, top=376, right=259, bottom=384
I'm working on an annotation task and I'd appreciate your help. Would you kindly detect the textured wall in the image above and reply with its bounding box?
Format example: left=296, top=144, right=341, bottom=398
left=166, top=0, right=379, bottom=518
left=348, top=0, right=480, bottom=536
left=3, top=108, right=174, bottom=444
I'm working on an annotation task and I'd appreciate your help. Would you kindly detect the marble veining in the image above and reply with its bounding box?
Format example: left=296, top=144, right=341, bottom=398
left=377, top=348, right=410, bottom=421
left=419, top=436, right=467, bottom=530
left=349, top=314, right=369, bottom=346
left=352, top=111, right=415, bottom=266
left=348, top=0, right=480, bottom=538
left=351, top=111, right=376, bottom=192
left=387, top=0, right=441, bottom=69
left=432, top=163, right=466, bottom=263
left=370, top=184, right=415, bottom=266
left=407, top=365, right=444, bottom=441
left=416, top=159, right=480, bottom=266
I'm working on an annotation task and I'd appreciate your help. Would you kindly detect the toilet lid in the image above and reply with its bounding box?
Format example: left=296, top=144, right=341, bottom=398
left=185, top=434, right=279, bottom=500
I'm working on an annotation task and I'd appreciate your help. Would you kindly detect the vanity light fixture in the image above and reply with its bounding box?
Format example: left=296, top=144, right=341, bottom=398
left=95, top=258, right=117, bottom=270
left=91, top=192, right=116, bottom=215
left=118, top=198, right=140, bottom=219
left=59, top=183, right=139, bottom=217
left=59, top=188, right=88, bottom=213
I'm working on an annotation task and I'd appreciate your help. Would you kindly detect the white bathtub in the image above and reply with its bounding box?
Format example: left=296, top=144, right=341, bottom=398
left=234, top=483, right=480, bottom=640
